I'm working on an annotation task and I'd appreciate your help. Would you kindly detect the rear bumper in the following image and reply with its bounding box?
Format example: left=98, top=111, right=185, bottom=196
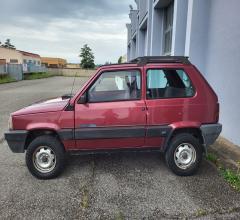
left=4, top=130, right=28, bottom=153
left=200, top=123, right=222, bottom=147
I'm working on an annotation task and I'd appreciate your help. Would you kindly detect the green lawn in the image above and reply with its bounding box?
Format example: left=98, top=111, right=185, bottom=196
left=24, top=72, right=55, bottom=80
left=0, top=75, right=16, bottom=84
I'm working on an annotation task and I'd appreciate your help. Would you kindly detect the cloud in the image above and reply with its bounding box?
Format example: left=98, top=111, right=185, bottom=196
left=0, top=0, right=135, bottom=64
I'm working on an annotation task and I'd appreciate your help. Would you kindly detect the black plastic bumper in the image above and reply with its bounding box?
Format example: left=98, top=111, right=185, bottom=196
left=200, top=123, right=222, bottom=147
left=4, top=130, right=28, bottom=153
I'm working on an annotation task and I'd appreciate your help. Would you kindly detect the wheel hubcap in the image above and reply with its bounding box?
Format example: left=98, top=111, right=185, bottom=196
left=33, top=146, right=56, bottom=173
left=174, top=143, right=196, bottom=170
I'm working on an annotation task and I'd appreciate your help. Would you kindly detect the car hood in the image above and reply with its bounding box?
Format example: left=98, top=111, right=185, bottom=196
left=12, top=97, right=70, bottom=116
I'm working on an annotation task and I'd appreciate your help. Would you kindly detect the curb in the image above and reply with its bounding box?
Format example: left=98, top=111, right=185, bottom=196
left=209, top=137, right=240, bottom=171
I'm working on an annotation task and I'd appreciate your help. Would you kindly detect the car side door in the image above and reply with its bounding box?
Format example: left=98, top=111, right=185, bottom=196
left=144, top=67, right=196, bottom=148
left=74, top=67, right=147, bottom=150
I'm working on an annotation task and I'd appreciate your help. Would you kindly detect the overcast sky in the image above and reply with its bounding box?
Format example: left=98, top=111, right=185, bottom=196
left=0, top=0, right=135, bottom=64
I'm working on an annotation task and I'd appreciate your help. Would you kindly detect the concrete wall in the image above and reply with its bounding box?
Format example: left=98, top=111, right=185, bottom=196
left=47, top=68, right=95, bottom=77
left=150, top=7, right=164, bottom=55
left=171, top=0, right=188, bottom=56
left=204, top=0, right=240, bottom=145
left=185, top=0, right=211, bottom=75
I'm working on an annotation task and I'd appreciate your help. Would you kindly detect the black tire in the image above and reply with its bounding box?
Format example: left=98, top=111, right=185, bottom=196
left=165, top=133, right=203, bottom=176
left=26, top=135, right=65, bottom=179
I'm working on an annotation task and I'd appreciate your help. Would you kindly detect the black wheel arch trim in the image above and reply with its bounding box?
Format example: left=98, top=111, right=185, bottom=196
left=163, top=123, right=222, bottom=153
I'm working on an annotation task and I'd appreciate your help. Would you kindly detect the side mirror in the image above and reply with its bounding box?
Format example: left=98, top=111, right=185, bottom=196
left=78, top=93, right=87, bottom=104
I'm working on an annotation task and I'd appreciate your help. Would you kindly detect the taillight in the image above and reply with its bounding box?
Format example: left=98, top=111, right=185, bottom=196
left=215, top=103, right=219, bottom=122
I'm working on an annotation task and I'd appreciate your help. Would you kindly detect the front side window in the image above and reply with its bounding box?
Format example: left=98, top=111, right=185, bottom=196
left=147, top=69, right=195, bottom=99
left=88, top=70, right=141, bottom=102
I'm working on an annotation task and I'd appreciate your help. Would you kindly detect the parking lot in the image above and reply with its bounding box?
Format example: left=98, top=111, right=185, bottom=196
left=0, top=77, right=240, bottom=219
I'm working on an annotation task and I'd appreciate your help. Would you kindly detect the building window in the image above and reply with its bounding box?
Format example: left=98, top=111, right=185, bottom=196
left=23, top=59, right=27, bottom=64
left=10, top=59, right=18, bottom=63
left=146, top=69, right=195, bottom=99
left=163, top=2, right=174, bottom=55
left=38, top=61, right=41, bottom=65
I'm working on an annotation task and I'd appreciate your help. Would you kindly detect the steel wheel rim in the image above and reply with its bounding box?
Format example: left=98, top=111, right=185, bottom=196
left=33, top=146, right=56, bottom=173
left=174, top=143, right=196, bottom=170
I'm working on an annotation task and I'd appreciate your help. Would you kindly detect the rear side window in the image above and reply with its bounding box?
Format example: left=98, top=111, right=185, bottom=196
left=147, top=69, right=195, bottom=99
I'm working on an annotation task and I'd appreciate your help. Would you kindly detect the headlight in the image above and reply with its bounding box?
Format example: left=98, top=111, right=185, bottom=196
left=8, top=116, right=13, bottom=130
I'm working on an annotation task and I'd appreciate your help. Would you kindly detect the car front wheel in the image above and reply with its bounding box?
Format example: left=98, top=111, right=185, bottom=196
left=165, top=133, right=203, bottom=176
left=26, top=135, right=65, bottom=179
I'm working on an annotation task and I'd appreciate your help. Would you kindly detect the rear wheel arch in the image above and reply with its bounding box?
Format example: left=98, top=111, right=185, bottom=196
left=164, top=127, right=204, bottom=152
left=164, top=132, right=203, bottom=176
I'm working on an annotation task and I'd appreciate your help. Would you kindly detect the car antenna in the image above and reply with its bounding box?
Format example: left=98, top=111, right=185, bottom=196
left=70, top=71, right=77, bottom=97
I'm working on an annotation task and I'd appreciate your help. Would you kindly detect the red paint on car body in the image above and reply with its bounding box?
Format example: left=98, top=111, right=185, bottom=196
left=10, top=61, right=219, bottom=151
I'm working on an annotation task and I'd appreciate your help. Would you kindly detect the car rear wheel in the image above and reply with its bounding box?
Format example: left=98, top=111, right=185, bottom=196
left=165, top=133, right=203, bottom=176
left=26, top=135, right=65, bottom=179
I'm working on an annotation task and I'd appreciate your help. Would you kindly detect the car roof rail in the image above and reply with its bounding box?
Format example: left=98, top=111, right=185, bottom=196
left=130, top=56, right=191, bottom=65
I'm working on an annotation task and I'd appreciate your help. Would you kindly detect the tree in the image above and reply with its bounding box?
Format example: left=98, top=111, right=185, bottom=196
left=2, top=39, right=16, bottom=49
left=118, top=56, right=123, bottom=64
left=79, top=44, right=95, bottom=69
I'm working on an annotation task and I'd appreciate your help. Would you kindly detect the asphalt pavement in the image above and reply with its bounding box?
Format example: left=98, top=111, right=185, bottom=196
left=0, top=77, right=240, bottom=219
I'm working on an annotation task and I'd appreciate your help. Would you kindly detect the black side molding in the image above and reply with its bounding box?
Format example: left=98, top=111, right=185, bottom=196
left=58, top=129, right=74, bottom=140
left=75, top=126, right=145, bottom=139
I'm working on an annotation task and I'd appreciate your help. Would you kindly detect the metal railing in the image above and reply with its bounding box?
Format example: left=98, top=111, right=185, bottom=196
left=0, top=64, right=7, bottom=75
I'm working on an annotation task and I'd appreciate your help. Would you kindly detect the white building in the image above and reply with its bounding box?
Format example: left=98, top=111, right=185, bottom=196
left=0, top=47, right=23, bottom=64
left=0, top=47, right=41, bottom=66
left=127, top=0, right=240, bottom=145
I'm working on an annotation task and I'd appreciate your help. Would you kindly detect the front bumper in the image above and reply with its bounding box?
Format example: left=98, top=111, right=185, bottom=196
left=4, top=130, right=28, bottom=153
left=200, top=123, right=222, bottom=147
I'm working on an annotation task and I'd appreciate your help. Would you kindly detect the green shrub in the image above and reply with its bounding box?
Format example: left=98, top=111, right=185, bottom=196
left=206, top=153, right=218, bottom=164
left=24, top=72, right=54, bottom=80
left=0, top=75, right=16, bottom=84
left=220, top=168, right=240, bottom=192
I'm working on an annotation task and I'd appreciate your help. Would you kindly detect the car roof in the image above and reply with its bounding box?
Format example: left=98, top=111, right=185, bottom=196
left=98, top=56, right=191, bottom=70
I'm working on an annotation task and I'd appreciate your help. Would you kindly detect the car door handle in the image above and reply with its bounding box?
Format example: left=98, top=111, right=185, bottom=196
left=141, top=107, right=146, bottom=111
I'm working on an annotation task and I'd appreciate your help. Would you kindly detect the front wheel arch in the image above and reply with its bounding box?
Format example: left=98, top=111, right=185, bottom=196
left=24, top=129, right=63, bottom=150
left=25, top=135, right=66, bottom=179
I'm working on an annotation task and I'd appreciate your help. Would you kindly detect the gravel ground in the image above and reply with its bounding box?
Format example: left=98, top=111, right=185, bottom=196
left=0, top=77, right=240, bottom=219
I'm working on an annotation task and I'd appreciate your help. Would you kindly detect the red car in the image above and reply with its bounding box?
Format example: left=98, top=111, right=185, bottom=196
left=5, top=57, right=222, bottom=179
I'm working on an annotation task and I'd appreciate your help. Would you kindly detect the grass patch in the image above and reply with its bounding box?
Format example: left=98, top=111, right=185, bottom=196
left=220, top=168, right=240, bottom=192
left=206, top=153, right=240, bottom=192
left=0, top=75, right=16, bottom=84
left=115, top=211, right=124, bottom=220
left=80, top=188, right=89, bottom=209
left=206, top=152, right=218, bottom=164
left=195, top=209, right=207, bottom=217
left=24, top=72, right=55, bottom=80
